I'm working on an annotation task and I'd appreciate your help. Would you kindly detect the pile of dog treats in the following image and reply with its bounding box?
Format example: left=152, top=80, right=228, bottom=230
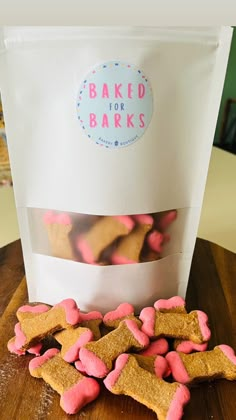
left=43, top=209, right=177, bottom=264
left=8, top=296, right=236, bottom=419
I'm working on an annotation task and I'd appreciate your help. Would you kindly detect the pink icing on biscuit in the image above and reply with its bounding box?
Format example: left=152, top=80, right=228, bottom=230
left=79, top=347, right=109, bottom=378
left=56, top=213, right=72, bottom=225
left=14, top=322, right=27, bottom=349
left=140, top=338, right=169, bottom=356
left=76, top=237, right=95, bottom=264
left=124, top=319, right=149, bottom=348
left=154, top=356, right=169, bottom=379
left=165, top=351, right=190, bottom=384
left=196, top=310, right=211, bottom=342
left=103, top=303, right=134, bottom=323
left=79, top=311, right=103, bottom=322
left=133, top=214, right=153, bottom=225
left=43, top=210, right=56, bottom=224
left=29, top=348, right=60, bottom=371
left=147, top=231, right=164, bottom=253
left=7, top=339, right=26, bottom=355
left=111, top=253, right=136, bottom=265
left=60, top=376, right=100, bottom=415
left=104, top=353, right=129, bottom=390
left=56, top=299, right=80, bottom=325
left=176, top=341, right=208, bottom=354
left=114, top=215, right=135, bottom=231
left=64, top=330, right=93, bottom=363
left=218, top=345, right=236, bottom=365
left=166, top=383, right=190, bottom=420
left=75, top=360, right=87, bottom=375
left=27, top=343, right=43, bottom=356
left=154, top=296, right=186, bottom=311
left=17, top=304, right=50, bottom=314
left=139, top=307, right=156, bottom=337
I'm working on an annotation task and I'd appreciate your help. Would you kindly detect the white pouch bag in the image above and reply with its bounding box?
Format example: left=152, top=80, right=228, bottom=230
left=0, top=26, right=232, bottom=312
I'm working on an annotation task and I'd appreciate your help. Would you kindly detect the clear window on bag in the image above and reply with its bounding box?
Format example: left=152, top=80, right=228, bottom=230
left=28, top=208, right=188, bottom=265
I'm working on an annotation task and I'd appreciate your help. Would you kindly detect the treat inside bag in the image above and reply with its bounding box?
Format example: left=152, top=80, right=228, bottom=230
left=0, top=26, right=232, bottom=311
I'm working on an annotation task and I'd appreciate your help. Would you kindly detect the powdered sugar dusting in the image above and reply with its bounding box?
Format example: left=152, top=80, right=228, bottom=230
left=0, top=354, right=19, bottom=402
left=33, top=383, right=54, bottom=419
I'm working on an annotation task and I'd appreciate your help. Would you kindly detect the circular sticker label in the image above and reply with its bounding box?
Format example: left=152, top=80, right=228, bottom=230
left=77, top=61, right=153, bottom=148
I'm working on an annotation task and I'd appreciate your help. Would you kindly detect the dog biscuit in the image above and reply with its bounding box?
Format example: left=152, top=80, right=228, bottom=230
left=14, top=298, right=80, bottom=350
left=29, top=348, right=100, bottom=414
left=166, top=345, right=236, bottom=384
left=104, top=353, right=190, bottom=420
left=77, top=215, right=134, bottom=264
left=79, top=319, right=149, bottom=378
left=140, top=307, right=211, bottom=343
left=44, top=211, right=75, bottom=260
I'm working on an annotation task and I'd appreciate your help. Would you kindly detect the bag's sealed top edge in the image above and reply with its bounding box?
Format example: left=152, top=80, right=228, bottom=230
left=0, top=26, right=232, bottom=50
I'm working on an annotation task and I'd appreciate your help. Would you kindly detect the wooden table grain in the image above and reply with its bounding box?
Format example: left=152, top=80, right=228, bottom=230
left=0, top=238, right=236, bottom=420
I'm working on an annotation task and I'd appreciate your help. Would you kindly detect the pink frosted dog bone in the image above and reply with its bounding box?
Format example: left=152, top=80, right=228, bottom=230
left=104, top=353, right=190, bottom=420
left=77, top=215, right=135, bottom=264
left=79, top=319, right=149, bottom=378
left=29, top=348, right=100, bottom=415
left=79, top=311, right=103, bottom=341
left=14, top=298, right=80, bottom=350
left=111, top=214, right=153, bottom=264
left=54, top=326, right=93, bottom=363
left=103, top=303, right=139, bottom=328
left=166, top=345, right=236, bottom=384
left=139, top=338, right=169, bottom=356
left=139, top=307, right=211, bottom=343
left=174, top=340, right=208, bottom=353
left=147, top=230, right=164, bottom=253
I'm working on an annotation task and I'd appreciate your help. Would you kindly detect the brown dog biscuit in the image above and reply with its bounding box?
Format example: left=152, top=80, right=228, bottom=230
left=44, top=211, right=75, bottom=260
left=103, top=303, right=139, bottom=329
left=76, top=216, right=135, bottom=264
left=104, top=353, right=190, bottom=419
left=14, top=298, right=80, bottom=350
left=29, top=348, right=100, bottom=414
left=155, top=296, right=209, bottom=353
left=79, top=319, right=149, bottom=378
left=54, top=326, right=93, bottom=363
left=111, top=214, right=153, bottom=264
left=79, top=311, right=103, bottom=340
left=166, top=345, right=236, bottom=384
left=140, top=307, right=211, bottom=344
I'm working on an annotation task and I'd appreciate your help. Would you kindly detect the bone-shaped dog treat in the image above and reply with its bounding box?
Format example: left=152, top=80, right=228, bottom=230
left=14, top=298, right=80, bottom=350
left=139, top=307, right=211, bottom=344
left=7, top=337, right=42, bottom=356
left=44, top=211, right=75, bottom=260
left=103, top=302, right=139, bottom=329
left=29, top=348, right=100, bottom=414
left=104, top=354, right=190, bottom=420
left=155, top=296, right=209, bottom=353
left=77, top=215, right=135, bottom=264
left=166, top=345, right=236, bottom=384
left=79, top=319, right=149, bottom=378
left=54, top=326, right=93, bottom=363
left=79, top=311, right=103, bottom=341
left=111, top=214, right=153, bottom=264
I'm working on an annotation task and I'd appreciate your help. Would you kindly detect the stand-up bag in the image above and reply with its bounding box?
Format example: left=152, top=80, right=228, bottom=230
left=0, top=27, right=232, bottom=312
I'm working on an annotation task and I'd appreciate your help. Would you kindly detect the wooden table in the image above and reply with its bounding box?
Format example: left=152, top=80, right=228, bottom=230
left=0, top=238, right=236, bottom=419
